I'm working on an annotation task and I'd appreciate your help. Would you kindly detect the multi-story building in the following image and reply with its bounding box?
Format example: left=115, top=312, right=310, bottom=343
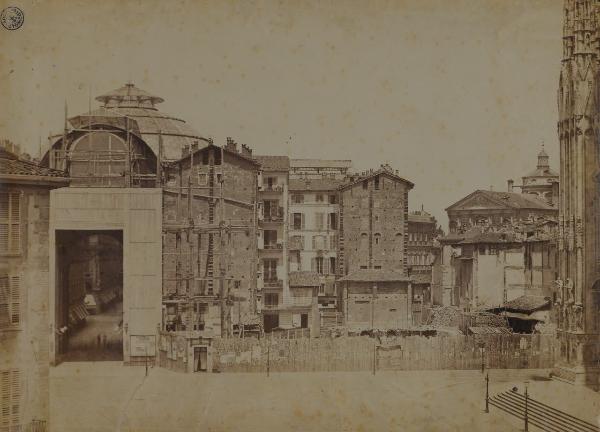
left=162, top=139, right=260, bottom=337
left=553, top=0, right=600, bottom=387
left=1, top=145, right=69, bottom=431
left=406, top=207, right=441, bottom=323
left=337, top=164, right=415, bottom=330
left=288, top=177, right=344, bottom=311
left=254, top=155, right=290, bottom=332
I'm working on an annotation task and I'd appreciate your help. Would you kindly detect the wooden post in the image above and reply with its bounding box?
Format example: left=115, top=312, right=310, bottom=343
left=156, top=131, right=163, bottom=187
left=485, top=373, right=489, bottom=413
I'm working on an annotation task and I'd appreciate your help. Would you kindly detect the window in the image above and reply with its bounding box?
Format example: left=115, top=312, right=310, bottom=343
left=374, top=265, right=382, bottom=269
left=0, top=276, right=19, bottom=329
left=374, top=177, right=380, bottom=190
left=329, top=234, right=337, bottom=250
left=197, top=171, right=208, bottom=186
left=263, top=230, right=277, bottom=247
left=314, top=257, right=324, bottom=274
left=374, top=233, right=381, bottom=245
left=318, top=284, right=325, bottom=295
left=70, top=132, right=127, bottom=186
left=329, top=194, right=338, bottom=204
left=329, top=213, right=338, bottom=230
left=360, top=265, right=368, bottom=269
left=0, top=193, right=20, bottom=254
left=329, top=257, right=336, bottom=274
left=263, top=259, right=278, bottom=281
left=0, top=369, right=20, bottom=430
left=316, top=194, right=324, bottom=203
left=292, top=213, right=304, bottom=230
left=292, top=194, right=304, bottom=204
left=362, top=180, right=368, bottom=190
left=312, top=235, right=326, bottom=250
left=264, top=293, right=279, bottom=306
left=315, top=213, right=325, bottom=230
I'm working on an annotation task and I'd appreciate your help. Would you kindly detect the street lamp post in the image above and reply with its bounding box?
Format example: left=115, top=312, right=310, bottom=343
left=524, top=381, right=529, bottom=432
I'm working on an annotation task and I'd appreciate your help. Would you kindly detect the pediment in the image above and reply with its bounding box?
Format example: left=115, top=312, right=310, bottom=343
left=446, top=191, right=511, bottom=212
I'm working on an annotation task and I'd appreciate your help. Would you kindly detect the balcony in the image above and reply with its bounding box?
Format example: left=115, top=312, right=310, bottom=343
left=261, top=207, right=285, bottom=223
left=261, top=185, right=284, bottom=193
left=261, top=242, right=283, bottom=251
left=264, top=278, right=283, bottom=288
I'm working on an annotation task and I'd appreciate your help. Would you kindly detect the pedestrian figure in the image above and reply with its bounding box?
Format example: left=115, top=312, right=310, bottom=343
left=97, top=334, right=101, bottom=349
left=102, top=334, right=107, bottom=349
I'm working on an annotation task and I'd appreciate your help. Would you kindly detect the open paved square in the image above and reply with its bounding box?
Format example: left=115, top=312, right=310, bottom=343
left=49, top=363, right=600, bottom=432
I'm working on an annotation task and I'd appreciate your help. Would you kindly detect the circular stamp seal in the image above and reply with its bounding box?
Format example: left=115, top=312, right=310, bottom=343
left=1, top=6, right=24, bottom=30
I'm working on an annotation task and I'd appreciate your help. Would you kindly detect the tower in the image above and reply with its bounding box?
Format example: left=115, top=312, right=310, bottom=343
left=555, top=0, right=600, bottom=387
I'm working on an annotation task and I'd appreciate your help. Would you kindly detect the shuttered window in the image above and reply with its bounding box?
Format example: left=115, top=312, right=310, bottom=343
left=0, top=192, right=20, bottom=254
left=0, top=369, right=21, bottom=430
left=0, top=276, right=20, bottom=329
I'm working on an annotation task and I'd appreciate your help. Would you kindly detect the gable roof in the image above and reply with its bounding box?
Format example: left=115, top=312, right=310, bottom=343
left=445, top=190, right=555, bottom=212
left=254, top=155, right=290, bottom=172
left=338, top=167, right=414, bottom=191
left=177, top=143, right=259, bottom=167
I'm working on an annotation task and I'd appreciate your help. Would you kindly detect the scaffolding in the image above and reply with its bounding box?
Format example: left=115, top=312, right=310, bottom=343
left=161, top=145, right=259, bottom=338
left=47, top=103, right=158, bottom=187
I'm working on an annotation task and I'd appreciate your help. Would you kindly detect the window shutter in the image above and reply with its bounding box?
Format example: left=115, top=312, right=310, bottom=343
left=311, top=258, right=316, bottom=272
left=10, top=277, right=19, bottom=326
left=324, top=258, right=330, bottom=275
left=0, top=194, right=9, bottom=253
left=301, top=213, right=305, bottom=229
left=312, top=236, right=316, bottom=250
left=0, top=369, right=20, bottom=429
left=0, top=276, right=8, bottom=329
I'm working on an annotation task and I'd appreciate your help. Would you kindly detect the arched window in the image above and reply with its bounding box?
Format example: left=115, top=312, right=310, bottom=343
left=374, top=233, right=381, bottom=245
left=70, top=132, right=127, bottom=186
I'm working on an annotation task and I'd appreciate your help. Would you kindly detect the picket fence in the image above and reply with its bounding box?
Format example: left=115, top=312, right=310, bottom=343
left=212, top=334, right=558, bottom=373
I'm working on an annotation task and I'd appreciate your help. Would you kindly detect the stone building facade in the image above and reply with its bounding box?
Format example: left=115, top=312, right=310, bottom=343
left=554, top=0, right=600, bottom=387
left=162, top=141, right=260, bottom=336
left=0, top=146, right=69, bottom=431
left=338, top=165, right=415, bottom=330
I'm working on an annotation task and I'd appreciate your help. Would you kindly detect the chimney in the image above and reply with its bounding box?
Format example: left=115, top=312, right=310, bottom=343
left=240, top=143, right=252, bottom=158
left=507, top=179, right=514, bottom=193
left=225, top=137, right=238, bottom=153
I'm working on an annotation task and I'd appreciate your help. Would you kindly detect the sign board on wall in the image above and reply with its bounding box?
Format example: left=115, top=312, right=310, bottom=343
left=130, top=335, right=156, bottom=357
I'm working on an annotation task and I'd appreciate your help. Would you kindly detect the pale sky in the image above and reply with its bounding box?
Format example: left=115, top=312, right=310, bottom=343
left=0, top=0, right=563, bottom=228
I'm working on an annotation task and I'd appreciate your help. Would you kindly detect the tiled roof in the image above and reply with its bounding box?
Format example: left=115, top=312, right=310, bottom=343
left=1, top=148, right=68, bottom=178
left=254, top=155, right=290, bottom=171
left=446, top=189, right=555, bottom=212
left=498, top=295, right=550, bottom=313
left=338, top=269, right=411, bottom=282
left=289, top=271, right=321, bottom=287
left=289, top=178, right=345, bottom=191
left=468, top=326, right=513, bottom=335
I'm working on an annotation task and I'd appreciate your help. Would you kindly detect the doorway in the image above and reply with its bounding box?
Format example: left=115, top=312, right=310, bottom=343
left=55, top=230, right=124, bottom=362
left=194, top=346, right=208, bottom=372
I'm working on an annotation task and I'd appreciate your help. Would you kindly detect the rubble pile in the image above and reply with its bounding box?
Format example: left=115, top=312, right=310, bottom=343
left=428, top=306, right=462, bottom=328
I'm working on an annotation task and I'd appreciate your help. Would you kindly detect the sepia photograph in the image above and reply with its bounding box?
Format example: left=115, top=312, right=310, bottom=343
left=1, top=0, right=600, bottom=431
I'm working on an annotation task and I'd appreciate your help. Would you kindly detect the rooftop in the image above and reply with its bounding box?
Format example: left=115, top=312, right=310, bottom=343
left=254, top=155, right=290, bottom=172
left=492, top=295, right=551, bottom=314
left=1, top=147, right=70, bottom=182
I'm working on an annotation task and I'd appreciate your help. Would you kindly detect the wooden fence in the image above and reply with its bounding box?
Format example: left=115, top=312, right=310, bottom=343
left=212, top=334, right=557, bottom=373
